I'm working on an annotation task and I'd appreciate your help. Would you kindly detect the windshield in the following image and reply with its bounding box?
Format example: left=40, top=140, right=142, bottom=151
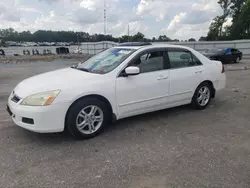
left=75, top=48, right=136, bottom=74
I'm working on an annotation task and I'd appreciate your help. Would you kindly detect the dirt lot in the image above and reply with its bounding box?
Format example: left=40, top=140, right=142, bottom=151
left=0, top=60, right=250, bottom=188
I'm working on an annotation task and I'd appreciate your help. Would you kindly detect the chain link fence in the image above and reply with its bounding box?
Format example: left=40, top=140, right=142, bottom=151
left=1, top=40, right=250, bottom=57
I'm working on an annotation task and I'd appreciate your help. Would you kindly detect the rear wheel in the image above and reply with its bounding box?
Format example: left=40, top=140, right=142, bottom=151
left=66, top=97, right=111, bottom=139
left=235, top=57, right=240, bottom=63
left=191, top=83, right=212, bottom=110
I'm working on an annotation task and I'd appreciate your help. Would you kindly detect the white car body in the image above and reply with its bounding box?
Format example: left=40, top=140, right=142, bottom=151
left=7, top=44, right=226, bottom=133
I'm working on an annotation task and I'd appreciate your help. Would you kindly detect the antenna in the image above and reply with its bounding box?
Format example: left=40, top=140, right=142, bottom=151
left=104, top=0, right=107, bottom=37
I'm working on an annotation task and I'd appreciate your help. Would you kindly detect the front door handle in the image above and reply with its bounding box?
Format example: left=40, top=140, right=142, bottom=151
left=195, top=70, right=203, bottom=74
left=157, top=76, right=168, bottom=80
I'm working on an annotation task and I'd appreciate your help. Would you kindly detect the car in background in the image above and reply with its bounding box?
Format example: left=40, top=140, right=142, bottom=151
left=203, top=48, right=243, bottom=64
left=7, top=43, right=226, bottom=139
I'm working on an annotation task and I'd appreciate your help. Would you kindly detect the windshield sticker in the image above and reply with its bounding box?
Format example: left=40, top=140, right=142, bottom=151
left=112, top=49, right=132, bottom=55
left=117, top=50, right=131, bottom=54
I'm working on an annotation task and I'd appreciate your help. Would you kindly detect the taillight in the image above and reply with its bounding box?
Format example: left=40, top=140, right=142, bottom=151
left=222, top=65, right=225, bottom=73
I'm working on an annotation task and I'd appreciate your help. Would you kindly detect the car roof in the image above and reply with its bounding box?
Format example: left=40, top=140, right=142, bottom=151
left=118, top=42, right=152, bottom=47
left=114, top=43, right=193, bottom=51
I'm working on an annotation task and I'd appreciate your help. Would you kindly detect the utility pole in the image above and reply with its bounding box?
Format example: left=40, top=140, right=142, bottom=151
left=128, top=24, right=130, bottom=42
left=104, top=0, right=107, bottom=37
left=77, top=33, right=80, bottom=54
left=77, top=34, right=80, bottom=45
left=104, top=0, right=107, bottom=48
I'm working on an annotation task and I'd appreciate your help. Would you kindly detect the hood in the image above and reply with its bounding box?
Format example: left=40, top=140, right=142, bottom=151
left=14, top=67, right=102, bottom=98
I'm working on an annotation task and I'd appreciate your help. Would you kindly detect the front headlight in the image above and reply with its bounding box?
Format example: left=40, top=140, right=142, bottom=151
left=21, top=90, right=61, bottom=106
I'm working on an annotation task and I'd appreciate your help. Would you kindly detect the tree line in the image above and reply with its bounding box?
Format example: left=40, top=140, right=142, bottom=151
left=202, top=0, right=250, bottom=41
left=0, top=28, right=184, bottom=46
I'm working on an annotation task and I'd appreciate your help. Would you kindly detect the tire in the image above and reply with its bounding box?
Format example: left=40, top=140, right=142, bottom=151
left=191, top=82, right=212, bottom=110
left=234, top=57, right=240, bottom=63
left=66, top=97, right=111, bottom=139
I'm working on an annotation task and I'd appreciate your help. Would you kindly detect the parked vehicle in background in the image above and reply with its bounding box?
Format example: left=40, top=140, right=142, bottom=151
left=0, top=49, right=5, bottom=56
left=73, top=47, right=83, bottom=54
left=203, top=48, right=243, bottom=64
left=7, top=42, right=226, bottom=139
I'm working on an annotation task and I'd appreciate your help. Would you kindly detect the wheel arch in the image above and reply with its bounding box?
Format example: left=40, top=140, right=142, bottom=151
left=198, top=80, right=216, bottom=98
left=65, top=94, right=115, bottom=128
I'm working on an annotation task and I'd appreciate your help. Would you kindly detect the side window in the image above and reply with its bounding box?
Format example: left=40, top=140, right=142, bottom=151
left=231, top=48, right=238, bottom=53
left=225, top=48, right=232, bottom=54
left=192, top=54, right=202, bottom=65
left=131, top=51, right=165, bottom=73
left=168, top=51, right=201, bottom=69
left=140, top=54, right=148, bottom=61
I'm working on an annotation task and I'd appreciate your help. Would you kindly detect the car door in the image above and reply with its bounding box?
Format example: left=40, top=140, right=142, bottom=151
left=116, top=48, right=170, bottom=118
left=167, top=48, right=204, bottom=104
left=223, top=48, right=234, bottom=62
left=231, top=48, right=240, bottom=61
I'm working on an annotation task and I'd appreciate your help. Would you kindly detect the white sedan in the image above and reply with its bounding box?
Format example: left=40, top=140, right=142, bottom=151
left=7, top=43, right=226, bottom=139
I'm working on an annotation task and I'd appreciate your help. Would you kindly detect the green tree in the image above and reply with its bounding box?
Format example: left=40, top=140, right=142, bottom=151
left=0, top=39, right=6, bottom=47
left=131, top=32, right=145, bottom=41
left=0, top=28, right=175, bottom=43
left=228, top=0, right=250, bottom=39
left=217, top=0, right=232, bottom=36
left=230, top=0, right=247, bottom=21
left=206, top=0, right=249, bottom=40
left=199, top=36, right=207, bottom=41
left=237, top=0, right=250, bottom=37
left=120, top=35, right=130, bottom=42
left=158, top=35, right=171, bottom=41
left=188, top=38, right=196, bottom=41
left=207, top=16, right=222, bottom=40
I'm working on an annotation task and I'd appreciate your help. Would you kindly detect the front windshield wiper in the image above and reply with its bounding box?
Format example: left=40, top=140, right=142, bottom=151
left=71, top=66, right=90, bottom=72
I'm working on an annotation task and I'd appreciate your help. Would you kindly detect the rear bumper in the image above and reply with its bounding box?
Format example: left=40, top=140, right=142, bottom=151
left=214, top=73, right=226, bottom=91
left=7, top=97, right=70, bottom=133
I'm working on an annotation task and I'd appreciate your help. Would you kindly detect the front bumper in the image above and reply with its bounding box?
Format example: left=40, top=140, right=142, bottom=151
left=7, top=97, right=70, bottom=133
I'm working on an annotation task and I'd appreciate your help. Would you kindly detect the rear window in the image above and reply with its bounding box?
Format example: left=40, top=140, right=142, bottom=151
left=168, top=50, right=202, bottom=69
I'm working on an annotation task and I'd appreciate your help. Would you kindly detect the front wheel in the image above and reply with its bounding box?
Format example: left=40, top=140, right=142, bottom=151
left=191, top=83, right=212, bottom=110
left=66, top=97, right=111, bottom=139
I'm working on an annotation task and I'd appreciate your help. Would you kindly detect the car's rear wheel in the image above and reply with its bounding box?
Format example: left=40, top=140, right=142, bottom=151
left=66, top=97, right=111, bottom=139
left=235, top=57, right=240, bottom=63
left=191, top=83, right=212, bottom=110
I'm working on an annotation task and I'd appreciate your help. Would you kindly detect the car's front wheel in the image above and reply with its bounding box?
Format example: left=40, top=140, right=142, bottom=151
left=66, top=97, right=111, bottom=139
left=191, top=83, right=212, bottom=110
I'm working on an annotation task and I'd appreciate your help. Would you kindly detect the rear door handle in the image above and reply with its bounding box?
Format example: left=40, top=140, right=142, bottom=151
left=157, top=76, right=168, bottom=80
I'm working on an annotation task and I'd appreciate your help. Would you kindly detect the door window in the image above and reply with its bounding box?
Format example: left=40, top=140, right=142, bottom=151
left=231, top=48, right=239, bottom=53
left=131, top=51, right=165, bottom=73
left=167, top=51, right=201, bottom=69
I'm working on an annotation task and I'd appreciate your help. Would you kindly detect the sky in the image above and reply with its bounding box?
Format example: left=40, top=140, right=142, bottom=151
left=0, top=0, right=224, bottom=40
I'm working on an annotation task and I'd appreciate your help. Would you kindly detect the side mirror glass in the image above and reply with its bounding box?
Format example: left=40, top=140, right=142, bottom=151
left=125, top=66, right=140, bottom=76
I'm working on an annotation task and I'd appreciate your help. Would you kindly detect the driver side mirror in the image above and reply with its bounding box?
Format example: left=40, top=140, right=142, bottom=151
left=123, top=66, right=140, bottom=76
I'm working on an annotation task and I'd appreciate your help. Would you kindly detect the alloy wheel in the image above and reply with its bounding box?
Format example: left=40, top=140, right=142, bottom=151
left=197, top=86, right=210, bottom=106
left=76, top=105, right=104, bottom=135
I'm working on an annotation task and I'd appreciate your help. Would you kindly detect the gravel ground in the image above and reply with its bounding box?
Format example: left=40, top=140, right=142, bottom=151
left=0, top=60, right=250, bottom=188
